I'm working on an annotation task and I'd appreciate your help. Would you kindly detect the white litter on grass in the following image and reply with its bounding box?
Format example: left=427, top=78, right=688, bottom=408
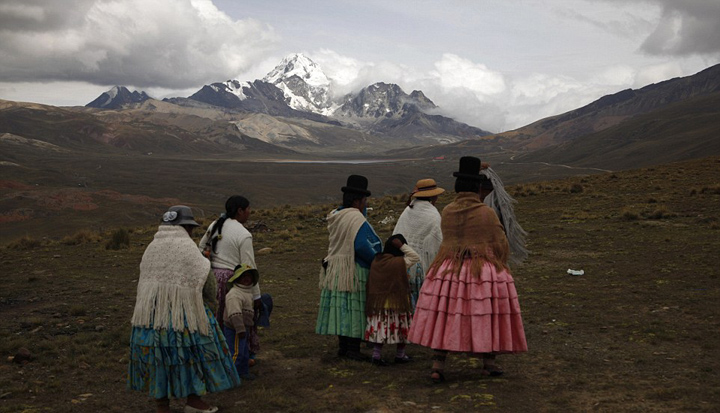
left=567, top=269, right=585, bottom=276
left=379, top=216, right=396, bottom=225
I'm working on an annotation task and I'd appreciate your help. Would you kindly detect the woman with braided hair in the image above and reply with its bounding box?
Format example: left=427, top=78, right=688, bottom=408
left=199, top=195, right=263, bottom=373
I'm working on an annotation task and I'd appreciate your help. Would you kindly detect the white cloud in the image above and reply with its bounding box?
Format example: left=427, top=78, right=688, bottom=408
left=0, top=0, right=279, bottom=88
left=632, top=62, right=686, bottom=88
left=430, top=54, right=506, bottom=98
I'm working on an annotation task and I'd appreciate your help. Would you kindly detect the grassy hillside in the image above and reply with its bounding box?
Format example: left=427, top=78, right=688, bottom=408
left=1, top=156, right=718, bottom=412
left=515, top=91, right=720, bottom=170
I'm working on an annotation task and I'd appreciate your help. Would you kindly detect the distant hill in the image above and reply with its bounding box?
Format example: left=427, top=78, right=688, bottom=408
left=503, top=63, right=720, bottom=151
left=391, top=63, right=720, bottom=170
left=513, top=90, right=720, bottom=170
left=0, top=98, right=295, bottom=157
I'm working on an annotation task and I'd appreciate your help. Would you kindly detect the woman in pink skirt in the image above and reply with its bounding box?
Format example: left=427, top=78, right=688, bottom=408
left=407, top=156, right=527, bottom=383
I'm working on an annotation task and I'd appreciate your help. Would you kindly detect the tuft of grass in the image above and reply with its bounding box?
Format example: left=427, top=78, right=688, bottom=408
left=105, top=228, right=130, bottom=250
left=61, top=229, right=101, bottom=245
left=645, top=205, right=676, bottom=220
left=568, top=183, right=584, bottom=193
left=6, top=235, right=43, bottom=250
left=621, top=208, right=640, bottom=221
left=700, top=184, right=720, bottom=195
left=69, top=305, right=87, bottom=316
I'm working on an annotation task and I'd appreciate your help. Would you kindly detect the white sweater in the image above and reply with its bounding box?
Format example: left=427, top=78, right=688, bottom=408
left=199, top=218, right=261, bottom=299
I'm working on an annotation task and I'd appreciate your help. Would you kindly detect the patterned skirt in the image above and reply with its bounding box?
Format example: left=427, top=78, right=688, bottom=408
left=212, top=268, right=234, bottom=330
left=315, top=264, right=369, bottom=339
left=407, top=259, right=528, bottom=353
left=365, top=309, right=412, bottom=344
left=127, top=305, right=241, bottom=399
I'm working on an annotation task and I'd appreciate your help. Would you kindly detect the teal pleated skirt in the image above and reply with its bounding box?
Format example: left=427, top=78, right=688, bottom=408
left=315, top=264, right=369, bottom=338
left=127, top=305, right=241, bottom=399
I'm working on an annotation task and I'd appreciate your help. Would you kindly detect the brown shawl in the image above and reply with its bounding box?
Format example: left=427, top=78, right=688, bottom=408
left=365, top=254, right=412, bottom=315
left=428, top=192, right=509, bottom=278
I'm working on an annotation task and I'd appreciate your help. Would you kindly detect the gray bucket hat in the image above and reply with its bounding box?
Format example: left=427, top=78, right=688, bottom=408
left=161, top=205, right=200, bottom=227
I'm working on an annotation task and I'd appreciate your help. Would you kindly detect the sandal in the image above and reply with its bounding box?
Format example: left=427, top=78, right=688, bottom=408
left=430, top=369, right=445, bottom=383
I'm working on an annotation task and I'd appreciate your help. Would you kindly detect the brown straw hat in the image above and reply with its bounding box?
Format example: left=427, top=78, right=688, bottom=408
left=412, top=178, right=445, bottom=198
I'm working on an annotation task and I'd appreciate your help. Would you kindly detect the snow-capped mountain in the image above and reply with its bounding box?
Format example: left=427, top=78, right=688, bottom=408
left=85, top=54, right=493, bottom=148
left=186, top=79, right=336, bottom=123
left=86, top=86, right=151, bottom=109
left=263, top=53, right=337, bottom=116
left=336, top=82, right=436, bottom=121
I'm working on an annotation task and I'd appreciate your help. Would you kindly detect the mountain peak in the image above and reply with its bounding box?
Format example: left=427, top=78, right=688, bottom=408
left=262, top=53, right=335, bottom=115
left=264, top=53, right=330, bottom=88
left=86, top=86, right=151, bottom=109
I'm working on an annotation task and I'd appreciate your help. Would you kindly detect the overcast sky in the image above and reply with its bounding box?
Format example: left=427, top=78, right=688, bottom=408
left=0, top=0, right=718, bottom=132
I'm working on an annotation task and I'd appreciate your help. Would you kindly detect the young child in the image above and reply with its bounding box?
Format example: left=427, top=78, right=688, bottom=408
left=224, top=263, right=259, bottom=380
left=364, top=234, right=420, bottom=366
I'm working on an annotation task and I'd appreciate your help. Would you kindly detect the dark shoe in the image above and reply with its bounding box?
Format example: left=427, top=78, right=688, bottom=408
left=481, top=364, right=504, bottom=377
left=341, top=351, right=370, bottom=362
left=371, top=358, right=389, bottom=366
left=394, top=354, right=413, bottom=364
left=430, top=369, right=445, bottom=384
left=241, top=373, right=257, bottom=380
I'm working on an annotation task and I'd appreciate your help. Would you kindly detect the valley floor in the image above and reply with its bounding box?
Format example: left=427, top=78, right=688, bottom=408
left=1, top=157, right=719, bottom=412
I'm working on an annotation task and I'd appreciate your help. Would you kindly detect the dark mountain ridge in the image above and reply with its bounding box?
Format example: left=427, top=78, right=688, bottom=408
left=86, top=86, right=151, bottom=109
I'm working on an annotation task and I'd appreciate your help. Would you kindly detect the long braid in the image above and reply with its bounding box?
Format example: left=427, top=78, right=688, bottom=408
left=208, top=195, right=249, bottom=254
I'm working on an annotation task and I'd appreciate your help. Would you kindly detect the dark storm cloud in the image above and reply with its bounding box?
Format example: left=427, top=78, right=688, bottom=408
left=0, top=0, right=95, bottom=31
left=593, top=0, right=720, bottom=57
left=640, top=0, right=720, bottom=56
left=0, top=0, right=278, bottom=88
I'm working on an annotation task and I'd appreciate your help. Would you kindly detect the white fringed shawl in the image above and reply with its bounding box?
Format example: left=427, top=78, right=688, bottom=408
left=131, top=225, right=211, bottom=335
left=319, top=208, right=367, bottom=292
left=481, top=168, right=529, bottom=266
left=392, top=199, right=443, bottom=273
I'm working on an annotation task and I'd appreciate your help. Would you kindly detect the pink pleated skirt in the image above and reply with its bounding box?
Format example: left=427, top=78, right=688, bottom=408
left=407, top=259, right=528, bottom=353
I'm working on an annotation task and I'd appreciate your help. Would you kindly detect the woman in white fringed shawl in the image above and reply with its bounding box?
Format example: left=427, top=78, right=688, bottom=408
left=392, top=178, right=445, bottom=311
left=128, top=206, right=240, bottom=413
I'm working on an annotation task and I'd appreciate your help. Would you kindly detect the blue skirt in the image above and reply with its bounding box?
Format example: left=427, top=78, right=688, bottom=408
left=127, top=305, right=241, bottom=399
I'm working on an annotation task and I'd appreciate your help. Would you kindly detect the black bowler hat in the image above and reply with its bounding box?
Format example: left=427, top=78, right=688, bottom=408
left=452, top=156, right=484, bottom=181
left=341, top=174, right=371, bottom=196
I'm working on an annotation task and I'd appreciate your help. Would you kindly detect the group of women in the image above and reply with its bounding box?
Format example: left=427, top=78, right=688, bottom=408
left=315, top=156, right=528, bottom=382
left=126, top=155, right=528, bottom=412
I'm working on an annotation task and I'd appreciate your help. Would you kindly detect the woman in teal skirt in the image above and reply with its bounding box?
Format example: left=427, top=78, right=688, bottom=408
left=128, top=205, right=240, bottom=413
left=316, top=175, right=382, bottom=360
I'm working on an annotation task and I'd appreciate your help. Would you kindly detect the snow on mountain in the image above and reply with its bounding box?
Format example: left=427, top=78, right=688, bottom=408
left=263, top=53, right=338, bottom=116
left=210, top=80, right=251, bottom=100
left=336, top=82, right=437, bottom=121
